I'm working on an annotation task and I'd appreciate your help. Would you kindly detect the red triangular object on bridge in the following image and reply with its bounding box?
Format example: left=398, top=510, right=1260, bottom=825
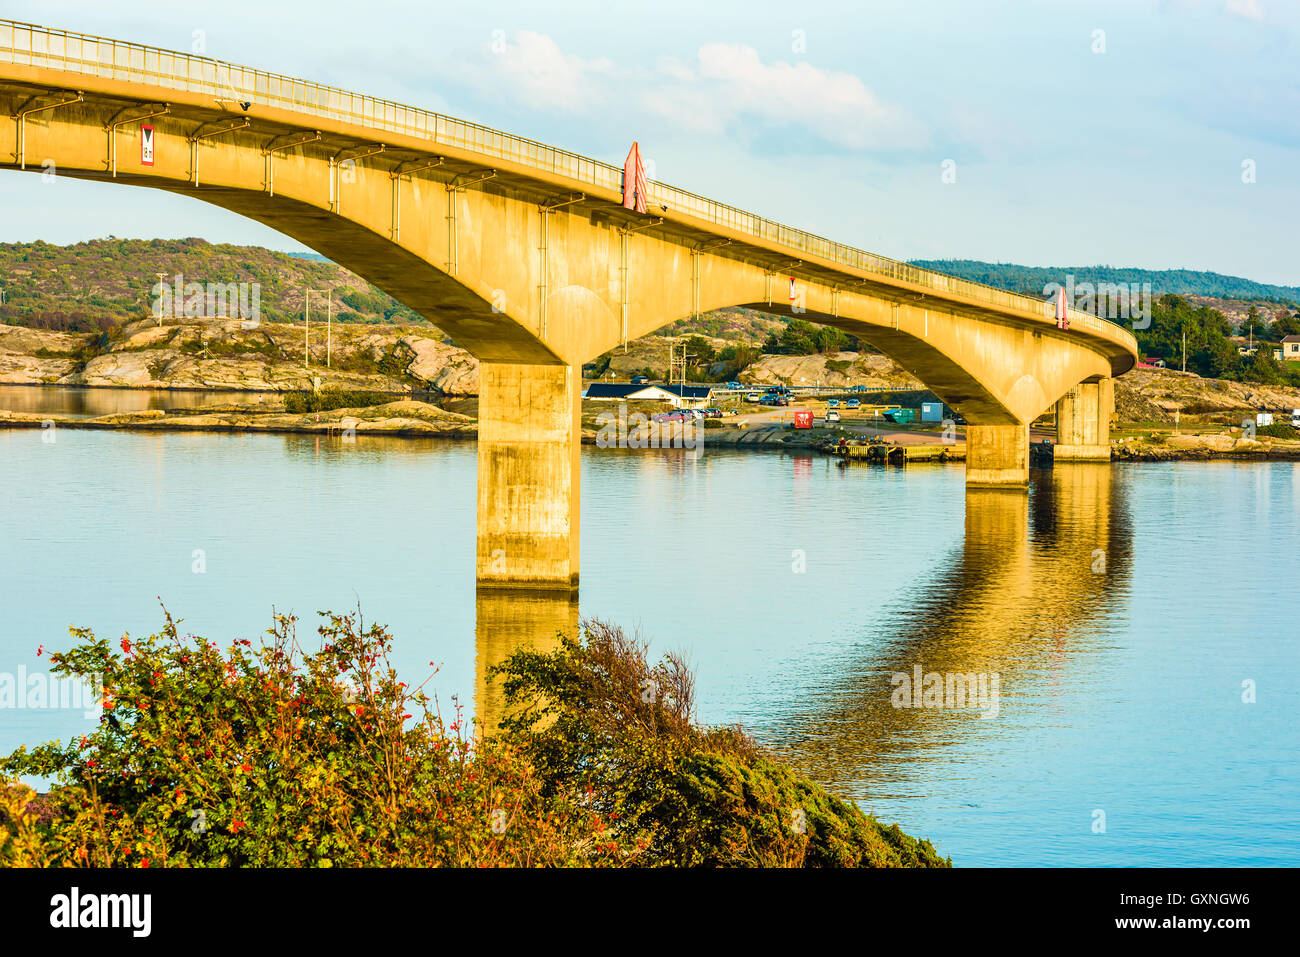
left=623, top=142, right=648, bottom=214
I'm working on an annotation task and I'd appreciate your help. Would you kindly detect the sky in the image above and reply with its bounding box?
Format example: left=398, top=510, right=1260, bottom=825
left=2, top=0, right=1297, bottom=285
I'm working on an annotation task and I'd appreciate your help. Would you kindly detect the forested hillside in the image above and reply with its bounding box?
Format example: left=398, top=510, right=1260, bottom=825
left=909, top=259, right=1300, bottom=305
left=0, top=238, right=427, bottom=332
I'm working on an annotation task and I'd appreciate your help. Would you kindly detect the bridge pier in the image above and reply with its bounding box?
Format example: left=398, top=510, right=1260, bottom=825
left=1054, top=378, right=1113, bottom=461
left=476, top=362, right=581, bottom=591
left=965, top=424, right=1030, bottom=487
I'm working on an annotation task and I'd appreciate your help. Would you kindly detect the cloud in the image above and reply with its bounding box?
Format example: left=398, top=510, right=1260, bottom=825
left=645, top=44, right=926, bottom=151
left=1225, top=0, right=1265, bottom=19
left=461, top=32, right=924, bottom=153
left=484, top=30, right=613, bottom=111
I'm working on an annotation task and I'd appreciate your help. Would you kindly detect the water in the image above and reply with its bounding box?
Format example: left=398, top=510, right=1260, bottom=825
left=1, top=423, right=1296, bottom=867
left=0, top=384, right=276, bottom=418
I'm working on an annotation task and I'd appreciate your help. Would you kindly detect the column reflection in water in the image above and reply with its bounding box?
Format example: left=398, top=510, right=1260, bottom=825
left=474, top=589, right=579, bottom=734
left=764, top=463, right=1131, bottom=800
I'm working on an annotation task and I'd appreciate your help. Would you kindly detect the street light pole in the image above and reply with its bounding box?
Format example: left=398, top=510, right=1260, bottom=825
left=303, top=288, right=310, bottom=369
left=155, top=272, right=167, bottom=326
left=326, top=289, right=332, bottom=369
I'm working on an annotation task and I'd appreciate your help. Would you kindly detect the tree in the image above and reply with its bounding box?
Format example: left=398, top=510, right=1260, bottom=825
left=682, top=335, right=715, bottom=366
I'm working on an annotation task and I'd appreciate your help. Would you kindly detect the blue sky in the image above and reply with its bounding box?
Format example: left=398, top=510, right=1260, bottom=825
left=2, top=0, right=1297, bottom=284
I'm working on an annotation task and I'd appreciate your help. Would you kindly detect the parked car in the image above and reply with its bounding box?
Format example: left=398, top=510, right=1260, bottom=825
left=826, top=398, right=840, bottom=408
left=702, top=407, right=723, bottom=418
left=826, top=410, right=841, bottom=423
left=744, top=392, right=762, bottom=403
left=845, top=398, right=861, bottom=409
left=849, top=385, right=868, bottom=393
left=630, top=375, right=649, bottom=385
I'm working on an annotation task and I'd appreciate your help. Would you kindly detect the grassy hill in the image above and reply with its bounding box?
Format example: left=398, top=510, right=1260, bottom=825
left=0, top=238, right=429, bottom=333
left=908, top=259, right=1300, bottom=305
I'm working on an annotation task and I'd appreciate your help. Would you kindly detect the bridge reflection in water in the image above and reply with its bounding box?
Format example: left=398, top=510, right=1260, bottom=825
left=760, top=462, right=1132, bottom=799
left=472, top=464, right=1131, bottom=768
left=474, top=590, right=578, bottom=734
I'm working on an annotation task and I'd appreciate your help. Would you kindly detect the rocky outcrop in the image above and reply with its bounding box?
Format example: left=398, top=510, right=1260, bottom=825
left=1111, top=432, right=1300, bottom=460
left=401, top=336, right=478, bottom=394
left=0, top=399, right=476, bottom=438
left=63, top=351, right=402, bottom=392
left=740, top=352, right=923, bottom=390
left=1120, top=367, right=1300, bottom=415
left=0, top=325, right=91, bottom=383
left=23, top=319, right=481, bottom=394
left=0, top=351, right=81, bottom=383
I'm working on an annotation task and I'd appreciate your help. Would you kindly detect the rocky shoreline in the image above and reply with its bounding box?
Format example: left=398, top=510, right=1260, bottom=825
left=0, top=400, right=477, bottom=439
left=5, top=406, right=1299, bottom=464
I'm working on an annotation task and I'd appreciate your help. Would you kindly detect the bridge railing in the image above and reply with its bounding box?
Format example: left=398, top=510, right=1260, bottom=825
left=0, top=19, right=1135, bottom=354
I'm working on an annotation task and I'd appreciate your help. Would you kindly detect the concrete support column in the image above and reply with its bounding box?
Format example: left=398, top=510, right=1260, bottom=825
left=476, top=362, right=581, bottom=591
left=966, top=423, right=1030, bottom=487
left=1054, top=377, right=1113, bottom=461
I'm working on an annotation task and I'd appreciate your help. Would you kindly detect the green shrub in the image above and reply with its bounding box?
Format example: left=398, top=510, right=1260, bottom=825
left=491, top=620, right=950, bottom=868
left=283, top=389, right=392, bottom=414
left=1255, top=422, right=1298, bottom=439
left=1, top=614, right=948, bottom=868
left=1, top=610, right=619, bottom=867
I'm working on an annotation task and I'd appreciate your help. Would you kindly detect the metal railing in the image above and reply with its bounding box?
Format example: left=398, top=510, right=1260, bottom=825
left=0, top=19, right=1135, bottom=353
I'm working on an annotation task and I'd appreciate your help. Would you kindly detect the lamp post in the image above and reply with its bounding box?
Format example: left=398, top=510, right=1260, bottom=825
left=303, top=288, right=311, bottom=369
left=155, top=272, right=167, bottom=326
left=304, top=288, right=333, bottom=371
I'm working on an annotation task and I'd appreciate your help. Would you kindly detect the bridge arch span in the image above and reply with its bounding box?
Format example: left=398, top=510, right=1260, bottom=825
left=1, top=20, right=1136, bottom=591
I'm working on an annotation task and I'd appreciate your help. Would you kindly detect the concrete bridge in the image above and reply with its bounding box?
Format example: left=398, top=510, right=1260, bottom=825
left=0, top=20, right=1136, bottom=591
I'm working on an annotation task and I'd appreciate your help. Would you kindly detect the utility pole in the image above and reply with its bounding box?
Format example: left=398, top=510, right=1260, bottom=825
left=326, top=288, right=332, bottom=369
left=304, top=288, right=310, bottom=369
left=1182, top=326, right=1187, bottom=373
left=668, top=340, right=693, bottom=386
left=155, top=272, right=167, bottom=326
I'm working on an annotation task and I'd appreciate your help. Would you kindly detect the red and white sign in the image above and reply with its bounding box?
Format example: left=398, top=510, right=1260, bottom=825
left=794, top=410, right=814, bottom=429
left=140, top=124, right=155, bottom=166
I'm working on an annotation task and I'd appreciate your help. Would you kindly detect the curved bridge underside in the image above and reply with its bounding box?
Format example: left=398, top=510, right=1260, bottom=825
left=0, top=22, right=1138, bottom=590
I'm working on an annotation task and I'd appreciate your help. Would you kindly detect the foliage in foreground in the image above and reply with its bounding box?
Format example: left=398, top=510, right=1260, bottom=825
left=492, top=621, right=948, bottom=868
left=1, top=612, right=947, bottom=868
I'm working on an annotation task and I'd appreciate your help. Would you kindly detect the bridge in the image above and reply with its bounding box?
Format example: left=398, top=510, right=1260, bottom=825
left=0, top=20, right=1137, bottom=592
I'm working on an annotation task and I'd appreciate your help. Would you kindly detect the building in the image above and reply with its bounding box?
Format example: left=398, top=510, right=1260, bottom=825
left=1282, top=335, right=1300, bottom=360
left=583, top=383, right=713, bottom=408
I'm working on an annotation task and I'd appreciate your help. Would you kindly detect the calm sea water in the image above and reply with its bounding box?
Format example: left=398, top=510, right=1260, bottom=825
left=0, top=384, right=276, bottom=418
left=0, top=421, right=1296, bottom=866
